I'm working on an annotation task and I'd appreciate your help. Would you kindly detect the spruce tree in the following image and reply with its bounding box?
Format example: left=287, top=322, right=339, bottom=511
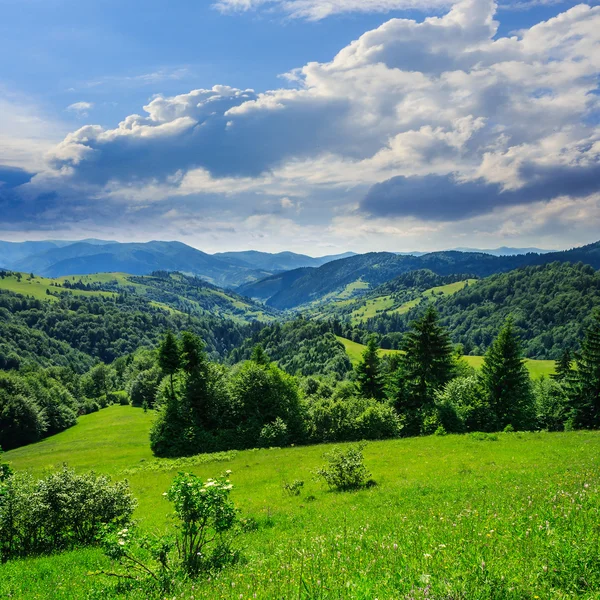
left=356, top=337, right=384, bottom=400
left=571, top=313, right=600, bottom=429
left=180, top=332, right=212, bottom=428
left=481, top=318, right=533, bottom=431
left=394, top=306, right=455, bottom=434
left=553, top=349, right=573, bottom=382
left=158, top=331, right=180, bottom=398
left=251, top=344, right=270, bottom=366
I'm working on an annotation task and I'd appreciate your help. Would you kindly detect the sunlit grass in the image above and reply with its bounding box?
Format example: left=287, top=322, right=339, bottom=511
left=337, top=336, right=555, bottom=379
left=2, top=407, right=599, bottom=599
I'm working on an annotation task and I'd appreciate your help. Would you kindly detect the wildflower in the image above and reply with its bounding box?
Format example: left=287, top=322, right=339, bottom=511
left=423, top=553, right=432, bottom=559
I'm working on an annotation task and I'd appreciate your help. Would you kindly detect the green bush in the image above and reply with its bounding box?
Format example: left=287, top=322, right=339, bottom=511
left=107, top=390, right=130, bottom=406
left=259, top=417, right=289, bottom=448
left=80, top=399, right=100, bottom=414
left=534, top=378, right=569, bottom=431
left=314, top=443, right=372, bottom=491
left=0, top=467, right=136, bottom=561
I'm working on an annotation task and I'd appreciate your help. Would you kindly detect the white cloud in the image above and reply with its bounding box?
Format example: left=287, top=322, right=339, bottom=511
left=10, top=0, right=600, bottom=250
left=66, top=101, right=94, bottom=117
left=213, top=0, right=453, bottom=20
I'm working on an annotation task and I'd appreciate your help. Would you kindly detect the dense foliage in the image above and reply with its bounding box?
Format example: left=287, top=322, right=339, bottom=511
left=0, top=467, right=135, bottom=561
left=364, top=262, right=600, bottom=359
left=228, top=318, right=352, bottom=380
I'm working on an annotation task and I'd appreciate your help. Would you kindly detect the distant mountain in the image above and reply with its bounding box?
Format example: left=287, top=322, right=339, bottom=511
left=239, top=241, right=600, bottom=310
left=214, top=250, right=356, bottom=272
left=452, top=246, right=553, bottom=256
left=0, top=240, right=356, bottom=288
left=7, top=241, right=271, bottom=288
left=0, top=240, right=71, bottom=268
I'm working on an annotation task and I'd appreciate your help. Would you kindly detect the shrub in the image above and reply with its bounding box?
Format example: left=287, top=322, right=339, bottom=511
left=259, top=417, right=289, bottom=448
left=80, top=399, right=100, bottom=414
left=107, top=391, right=130, bottom=406
left=282, top=480, right=304, bottom=497
left=314, top=443, right=372, bottom=491
left=534, top=378, right=569, bottom=431
left=0, top=467, right=136, bottom=561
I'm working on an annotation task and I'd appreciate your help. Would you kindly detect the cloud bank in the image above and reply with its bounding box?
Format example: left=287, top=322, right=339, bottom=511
left=5, top=0, right=600, bottom=251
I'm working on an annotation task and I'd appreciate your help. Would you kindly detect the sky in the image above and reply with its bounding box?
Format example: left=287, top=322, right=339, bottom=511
left=1, top=0, right=599, bottom=255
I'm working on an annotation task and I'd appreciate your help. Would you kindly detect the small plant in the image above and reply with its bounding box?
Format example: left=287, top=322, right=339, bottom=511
left=503, top=424, right=515, bottom=433
left=314, top=443, right=372, bottom=491
left=282, top=479, right=304, bottom=497
left=167, top=471, right=239, bottom=576
left=100, top=471, right=241, bottom=590
left=469, top=431, right=499, bottom=442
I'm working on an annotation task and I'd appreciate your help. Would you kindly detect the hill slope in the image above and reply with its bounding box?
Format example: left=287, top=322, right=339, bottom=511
left=364, top=262, right=600, bottom=359
left=7, top=241, right=271, bottom=288
left=3, top=406, right=600, bottom=600
left=239, top=241, right=600, bottom=310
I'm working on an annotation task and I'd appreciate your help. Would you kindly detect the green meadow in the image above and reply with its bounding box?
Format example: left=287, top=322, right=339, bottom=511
left=2, top=406, right=600, bottom=599
left=336, top=336, right=556, bottom=379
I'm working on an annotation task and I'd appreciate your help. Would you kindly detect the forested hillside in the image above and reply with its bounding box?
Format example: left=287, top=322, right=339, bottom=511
left=228, top=318, right=352, bottom=380
left=364, top=262, right=600, bottom=359
left=240, top=241, right=600, bottom=309
left=0, top=283, right=253, bottom=369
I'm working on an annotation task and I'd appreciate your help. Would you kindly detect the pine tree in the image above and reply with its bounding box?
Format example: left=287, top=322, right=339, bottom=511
left=481, top=318, right=533, bottom=431
left=251, top=344, right=270, bottom=366
left=552, top=349, right=573, bottom=382
left=158, top=331, right=180, bottom=399
left=180, top=331, right=212, bottom=427
left=394, top=306, right=455, bottom=434
left=570, top=313, right=600, bottom=429
left=355, top=337, right=384, bottom=400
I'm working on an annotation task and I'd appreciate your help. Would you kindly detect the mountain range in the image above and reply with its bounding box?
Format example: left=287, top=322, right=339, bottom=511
left=238, top=242, right=600, bottom=310
left=0, top=241, right=354, bottom=289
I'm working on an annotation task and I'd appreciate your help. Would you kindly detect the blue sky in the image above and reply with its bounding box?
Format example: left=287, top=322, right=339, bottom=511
left=1, top=0, right=599, bottom=253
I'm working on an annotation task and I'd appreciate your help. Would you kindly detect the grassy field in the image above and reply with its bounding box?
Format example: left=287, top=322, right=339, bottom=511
left=337, top=336, right=556, bottom=379
left=347, top=279, right=478, bottom=324
left=2, top=405, right=600, bottom=599
left=0, top=273, right=116, bottom=302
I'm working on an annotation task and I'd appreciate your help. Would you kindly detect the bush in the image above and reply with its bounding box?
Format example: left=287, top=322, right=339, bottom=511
left=80, top=399, right=100, bottom=414
left=534, top=378, right=569, bottom=431
left=314, top=443, right=372, bottom=491
left=102, top=471, right=238, bottom=585
left=0, top=467, right=136, bottom=561
left=282, top=480, right=304, bottom=497
left=107, top=391, right=130, bottom=406
left=259, top=417, right=289, bottom=448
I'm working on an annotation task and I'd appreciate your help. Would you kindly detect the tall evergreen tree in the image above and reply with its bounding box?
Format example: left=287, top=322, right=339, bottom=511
left=553, top=349, right=573, bottom=383
left=251, top=344, right=270, bottom=366
left=481, top=318, right=533, bottom=431
left=570, top=313, right=600, bottom=429
left=180, top=332, right=212, bottom=427
left=355, top=337, right=385, bottom=400
left=158, top=331, right=180, bottom=398
left=393, top=306, right=455, bottom=434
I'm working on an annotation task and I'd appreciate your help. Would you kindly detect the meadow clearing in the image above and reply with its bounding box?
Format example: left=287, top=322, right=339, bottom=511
left=2, top=405, right=599, bottom=599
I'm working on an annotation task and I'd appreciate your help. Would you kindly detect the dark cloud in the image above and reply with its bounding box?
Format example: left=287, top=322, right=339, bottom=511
left=0, top=166, right=34, bottom=189
left=360, top=161, right=600, bottom=221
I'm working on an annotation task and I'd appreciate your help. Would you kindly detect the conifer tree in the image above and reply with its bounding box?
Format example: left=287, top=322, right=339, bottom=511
left=570, top=313, right=600, bottom=429
left=356, top=337, right=384, bottom=400
left=481, top=318, right=533, bottom=431
left=553, top=349, right=573, bottom=382
left=158, top=331, right=180, bottom=398
left=393, top=306, right=455, bottom=434
left=251, top=344, right=270, bottom=366
left=180, top=332, right=212, bottom=427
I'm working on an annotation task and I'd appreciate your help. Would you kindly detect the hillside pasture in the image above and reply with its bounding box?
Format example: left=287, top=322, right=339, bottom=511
left=2, top=405, right=599, bottom=599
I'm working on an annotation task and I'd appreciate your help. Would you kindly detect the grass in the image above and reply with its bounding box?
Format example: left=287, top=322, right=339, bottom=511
left=0, top=273, right=115, bottom=302
left=349, top=279, right=478, bottom=324
left=2, top=406, right=600, bottom=599
left=337, top=336, right=556, bottom=379
left=0, top=272, right=275, bottom=323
